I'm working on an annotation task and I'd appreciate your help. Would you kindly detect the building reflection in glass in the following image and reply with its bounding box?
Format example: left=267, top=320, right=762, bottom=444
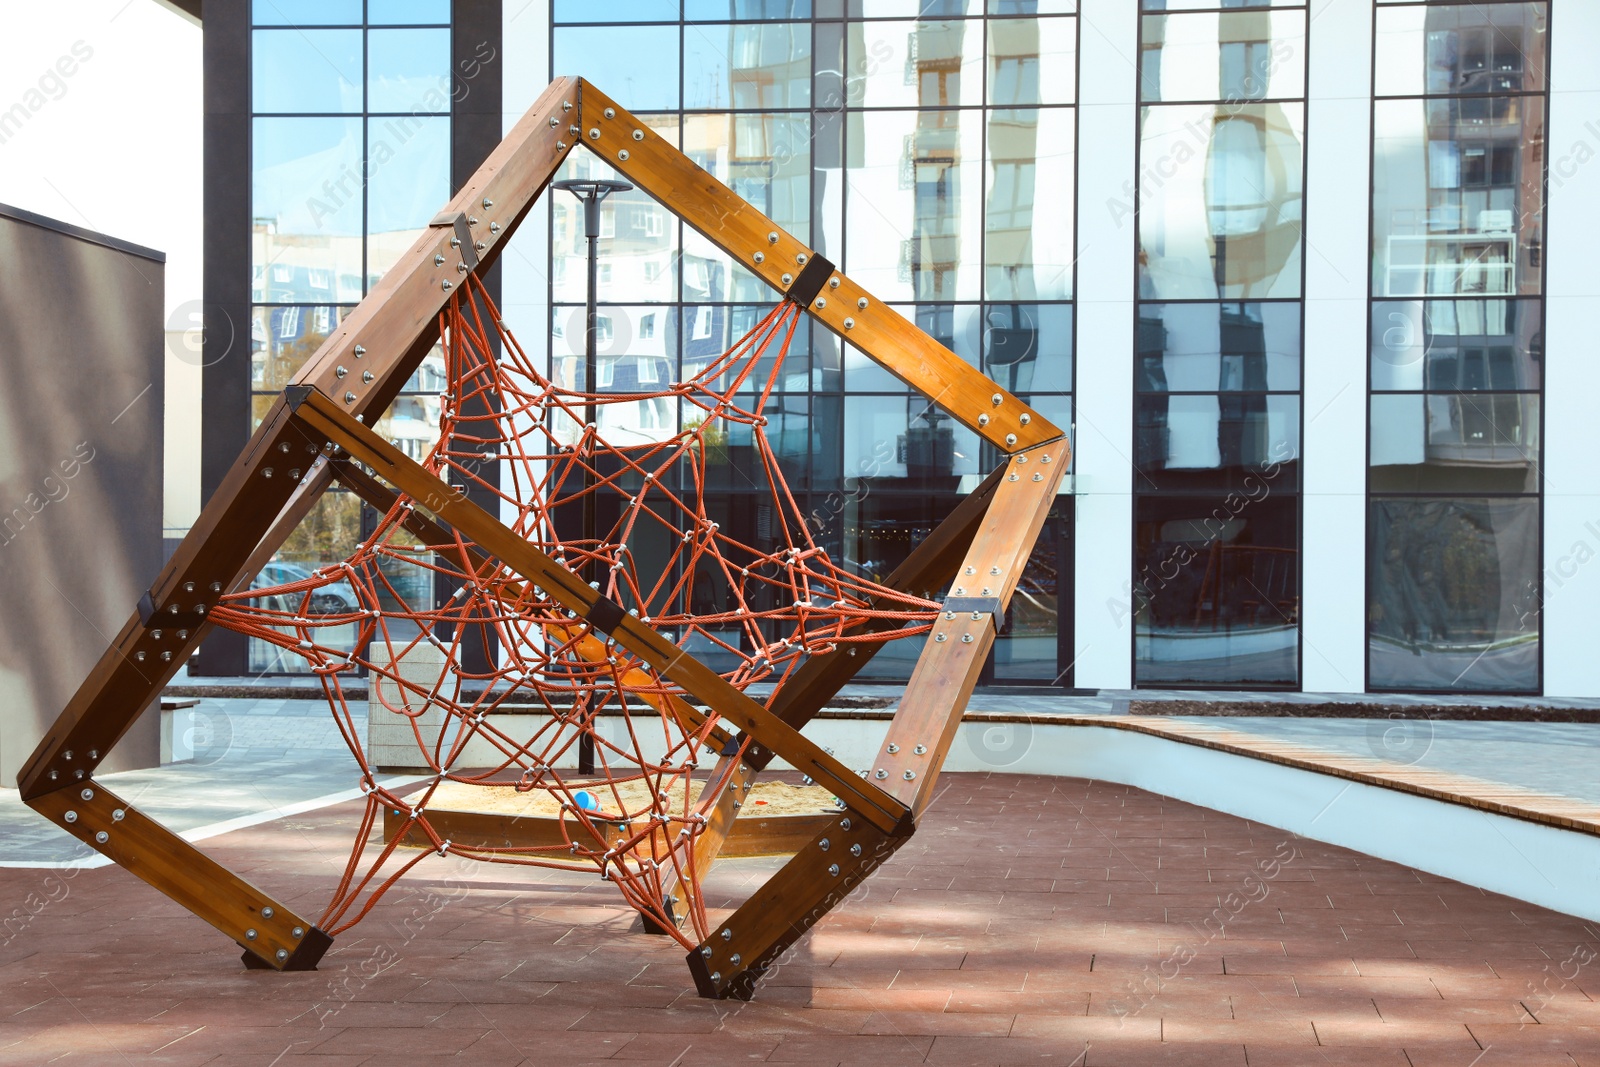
left=1368, top=2, right=1545, bottom=692
left=1134, top=3, right=1306, bottom=687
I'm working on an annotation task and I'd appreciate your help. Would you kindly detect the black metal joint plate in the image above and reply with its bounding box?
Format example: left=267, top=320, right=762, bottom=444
left=785, top=253, right=835, bottom=307
left=584, top=595, right=627, bottom=637
left=942, top=596, right=1000, bottom=616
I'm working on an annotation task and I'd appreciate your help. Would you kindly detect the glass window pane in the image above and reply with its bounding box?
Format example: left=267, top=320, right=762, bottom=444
left=1134, top=493, right=1300, bottom=687
left=1372, top=97, right=1544, bottom=299
left=366, top=114, right=450, bottom=286
left=987, top=17, right=1076, bottom=106
left=1369, top=393, right=1539, bottom=494
left=253, top=117, right=364, bottom=304
left=989, top=1, right=1075, bottom=14
left=252, top=29, right=363, bottom=113
left=245, top=492, right=367, bottom=674
left=253, top=0, right=362, bottom=26
left=1134, top=393, right=1299, bottom=493
left=1140, top=11, right=1305, bottom=104
left=368, top=29, right=451, bottom=113
left=557, top=0, right=681, bottom=20
left=553, top=26, right=682, bottom=111
left=551, top=120, right=682, bottom=304
left=1368, top=497, right=1539, bottom=692
left=688, top=0, right=815, bottom=17
left=986, top=107, right=1074, bottom=300
left=369, top=0, right=451, bottom=23
left=1370, top=298, right=1541, bottom=393
left=685, top=24, right=812, bottom=110
left=1374, top=4, right=1547, bottom=98
left=1137, top=302, right=1301, bottom=393
left=1144, top=0, right=1301, bottom=10
left=984, top=303, right=1071, bottom=393
left=845, top=109, right=983, bottom=302
left=849, top=1, right=985, bottom=16
left=679, top=305, right=817, bottom=391
left=992, top=504, right=1069, bottom=682
left=848, top=20, right=984, bottom=110
left=1138, top=103, right=1305, bottom=300
left=847, top=304, right=981, bottom=390
left=683, top=113, right=811, bottom=302
left=844, top=395, right=982, bottom=488
left=251, top=305, right=349, bottom=390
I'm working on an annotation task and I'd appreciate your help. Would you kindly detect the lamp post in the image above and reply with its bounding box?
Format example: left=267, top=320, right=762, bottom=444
left=552, top=178, right=632, bottom=776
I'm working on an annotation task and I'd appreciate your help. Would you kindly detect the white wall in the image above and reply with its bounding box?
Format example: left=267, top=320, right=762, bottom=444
left=0, top=1, right=203, bottom=542
left=1542, top=2, right=1600, bottom=697
left=1071, top=0, right=1138, bottom=690
left=1299, top=0, right=1372, bottom=694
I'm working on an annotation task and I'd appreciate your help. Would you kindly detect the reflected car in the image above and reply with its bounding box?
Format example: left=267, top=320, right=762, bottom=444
left=250, top=560, right=360, bottom=616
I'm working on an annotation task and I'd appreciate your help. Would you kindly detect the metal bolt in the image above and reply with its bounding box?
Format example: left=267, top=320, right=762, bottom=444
left=362, top=371, right=374, bottom=383
left=840, top=818, right=852, bottom=830
left=112, top=809, right=125, bottom=821
left=781, top=273, right=793, bottom=285
left=710, top=971, right=722, bottom=983
left=875, top=769, right=888, bottom=779
left=796, top=252, right=807, bottom=265
left=335, top=366, right=348, bottom=379
left=433, top=254, right=444, bottom=266
left=604, top=107, right=616, bottom=119
left=850, top=843, right=862, bottom=857
left=721, top=929, right=733, bottom=941
left=843, top=317, right=854, bottom=330
left=344, top=392, right=356, bottom=403
left=633, top=129, right=644, bottom=141
left=700, top=946, right=713, bottom=958
left=935, top=633, right=947, bottom=642
left=489, top=222, right=500, bottom=233
left=828, top=864, right=841, bottom=876
left=767, top=232, right=778, bottom=244
left=292, top=926, right=305, bottom=939
left=1020, top=413, right=1031, bottom=425
left=814, top=297, right=826, bottom=309
left=556, top=141, right=566, bottom=150
left=978, top=414, right=990, bottom=426
left=468, top=216, right=478, bottom=226
left=81, top=788, right=93, bottom=801
left=904, top=770, right=916, bottom=781
left=161, top=651, right=172, bottom=663
left=1006, top=434, right=1018, bottom=447
left=95, top=831, right=108, bottom=844
left=914, top=744, right=926, bottom=755
left=135, top=651, right=146, bottom=662
left=482, top=197, right=493, bottom=209
left=887, top=743, right=899, bottom=754
left=588, top=128, right=600, bottom=140
left=246, top=929, right=258, bottom=941
left=961, top=634, right=974, bottom=644
left=991, top=393, right=1003, bottom=406
left=753, top=251, right=765, bottom=264
left=64, top=810, right=77, bottom=823
left=618, top=149, right=630, bottom=161
left=1009, top=473, right=1020, bottom=481
left=549, top=116, right=559, bottom=127
left=1033, top=472, right=1044, bottom=481
left=276, top=949, right=289, bottom=962
left=819, top=838, right=830, bottom=851
left=353, top=345, right=365, bottom=356
left=262, top=907, right=274, bottom=919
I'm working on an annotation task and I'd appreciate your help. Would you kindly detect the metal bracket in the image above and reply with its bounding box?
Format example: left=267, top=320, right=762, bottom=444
left=941, top=596, right=1000, bottom=616
left=583, top=594, right=627, bottom=638
left=428, top=210, right=479, bottom=271
left=785, top=253, right=835, bottom=308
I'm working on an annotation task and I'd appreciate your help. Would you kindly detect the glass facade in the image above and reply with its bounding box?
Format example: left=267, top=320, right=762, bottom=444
left=550, top=0, right=1078, bottom=684
left=1133, top=1, right=1306, bottom=687
left=246, top=0, right=454, bottom=671
left=1367, top=0, right=1547, bottom=692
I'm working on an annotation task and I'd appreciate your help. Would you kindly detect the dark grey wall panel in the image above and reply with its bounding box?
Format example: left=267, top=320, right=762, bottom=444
left=0, top=205, right=165, bottom=787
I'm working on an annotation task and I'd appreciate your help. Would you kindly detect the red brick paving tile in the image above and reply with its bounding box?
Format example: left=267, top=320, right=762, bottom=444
left=1243, top=1047, right=1411, bottom=1065
left=765, top=1033, right=936, bottom=1063
left=856, top=1008, right=1014, bottom=1036
left=1009, top=1013, right=1161, bottom=1041
left=1404, top=1047, right=1580, bottom=1067
left=1310, top=1017, right=1479, bottom=1047
left=1081, top=1039, right=1248, bottom=1065
left=925, top=1034, right=1086, bottom=1063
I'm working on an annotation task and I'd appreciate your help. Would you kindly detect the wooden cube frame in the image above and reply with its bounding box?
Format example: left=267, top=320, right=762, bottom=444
left=19, top=79, right=1070, bottom=1000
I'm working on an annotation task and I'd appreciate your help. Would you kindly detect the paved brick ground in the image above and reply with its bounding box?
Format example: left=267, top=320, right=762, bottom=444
left=1, top=773, right=1596, bottom=1066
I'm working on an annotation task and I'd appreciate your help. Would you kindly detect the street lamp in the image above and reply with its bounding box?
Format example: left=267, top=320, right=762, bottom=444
left=552, top=178, right=632, bottom=775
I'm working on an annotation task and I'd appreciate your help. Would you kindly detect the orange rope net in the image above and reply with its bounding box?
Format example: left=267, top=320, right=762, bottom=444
left=212, top=275, right=939, bottom=947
